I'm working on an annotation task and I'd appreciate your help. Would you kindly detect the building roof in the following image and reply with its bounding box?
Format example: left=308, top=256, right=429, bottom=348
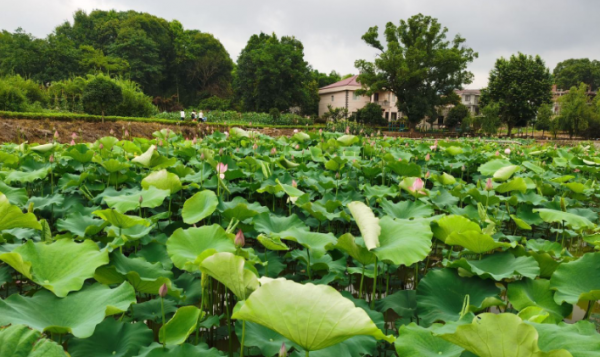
left=455, top=89, right=481, bottom=95
left=320, top=75, right=361, bottom=90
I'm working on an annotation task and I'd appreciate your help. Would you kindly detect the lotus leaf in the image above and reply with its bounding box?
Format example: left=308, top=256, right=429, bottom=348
left=69, top=318, right=153, bottom=357
left=141, top=169, right=182, bottom=194
left=166, top=225, right=236, bottom=271
left=0, top=324, right=67, bottom=357
left=200, top=252, right=259, bottom=300
left=445, top=251, right=540, bottom=280
left=373, top=216, right=432, bottom=266
left=0, top=193, right=41, bottom=232
left=550, top=252, right=600, bottom=304
left=159, top=306, right=203, bottom=346
left=181, top=190, right=218, bottom=224
left=347, top=201, right=380, bottom=250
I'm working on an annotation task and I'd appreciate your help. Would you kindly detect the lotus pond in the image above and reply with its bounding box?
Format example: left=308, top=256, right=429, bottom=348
left=1, top=128, right=600, bottom=357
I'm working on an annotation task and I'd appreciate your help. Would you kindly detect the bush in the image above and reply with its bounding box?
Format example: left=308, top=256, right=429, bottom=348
left=269, top=108, right=281, bottom=120
left=0, top=81, right=28, bottom=112
left=82, top=75, right=123, bottom=117
left=445, top=104, right=469, bottom=129
left=199, top=96, right=231, bottom=111
left=356, top=102, right=385, bottom=125
left=114, top=78, right=156, bottom=117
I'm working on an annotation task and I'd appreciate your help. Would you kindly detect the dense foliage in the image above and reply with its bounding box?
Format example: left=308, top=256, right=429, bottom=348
left=553, top=58, right=600, bottom=91
left=355, top=14, right=477, bottom=129
left=0, top=10, right=234, bottom=106
left=1, top=129, right=600, bottom=356
left=481, top=53, right=554, bottom=136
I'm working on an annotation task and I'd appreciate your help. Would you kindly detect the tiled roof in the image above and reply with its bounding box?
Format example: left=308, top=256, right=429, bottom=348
left=455, top=89, right=481, bottom=95
left=320, top=75, right=361, bottom=89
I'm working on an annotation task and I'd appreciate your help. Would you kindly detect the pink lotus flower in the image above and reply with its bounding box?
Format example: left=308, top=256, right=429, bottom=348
left=405, top=143, right=409, bottom=147
left=71, top=132, right=77, bottom=140
left=235, top=229, right=245, bottom=247
left=485, top=178, right=493, bottom=191
left=319, top=129, right=323, bottom=135
left=495, top=151, right=499, bottom=156
left=70, top=139, right=75, bottom=145
left=425, top=153, right=430, bottom=161
left=293, top=129, right=298, bottom=133
left=409, top=178, right=425, bottom=194
left=430, top=145, right=437, bottom=150
left=504, top=148, right=511, bottom=155
left=574, top=168, right=581, bottom=173
left=398, top=158, right=402, bottom=162
left=345, top=127, right=350, bottom=134
left=224, top=131, right=229, bottom=137
left=217, top=162, right=228, bottom=179
left=110, top=129, right=114, bottom=135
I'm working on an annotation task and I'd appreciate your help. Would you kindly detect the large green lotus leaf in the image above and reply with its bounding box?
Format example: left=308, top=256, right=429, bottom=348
left=533, top=320, right=600, bottom=357
left=200, top=252, right=258, bottom=300
left=64, top=144, right=94, bottom=163
left=159, top=306, right=202, bottom=346
left=69, top=318, right=153, bottom=357
left=257, top=234, right=290, bottom=251
left=375, top=290, right=416, bottom=317
left=98, top=158, right=130, bottom=173
left=56, top=212, right=106, bottom=238
left=438, top=313, right=572, bottom=357
left=416, top=269, right=501, bottom=326
left=93, top=209, right=150, bottom=229
left=446, top=251, right=540, bottom=280
left=133, top=342, right=225, bottom=357
left=381, top=198, right=434, bottom=219
left=550, top=252, right=600, bottom=304
left=252, top=212, right=307, bottom=234
left=395, top=323, right=463, bottom=357
left=277, top=228, right=337, bottom=259
left=493, top=165, right=521, bottom=182
left=347, top=201, right=380, bottom=250
left=0, top=193, right=41, bottom=232
left=298, top=336, right=377, bottom=357
left=28, top=194, right=64, bottom=212
left=0, top=239, right=109, bottom=297
left=533, top=209, right=595, bottom=230
left=337, top=135, right=359, bottom=146
left=507, top=279, right=572, bottom=323
left=0, top=324, right=68, bottom=357
left=232, top=278, right=394, bottom=351
left=103, top=253, right=180, bottom=297
left=362, top=184, right=398, bottom=200
left=141, top=169, right=182, bottom=194
left=496, top=177, right=528, bottom=193
left=373, top=216, right=432, bottom=266
left=446, top=230, right=512, bottom=254
left=432, top=215, right=480, bottom=243
left=181, top=190, right=218, bottom=224
left=336, top=233, right=376, bottom=266
left=0, top=282, right=136, bottom=338
left=132, top=145, right=177, bottom=169
left=105, top=186, right=170, bottom=213
left=234, top=320, right=299, bottom=357
left=478, top=159, right=512, bottom=176
left=5, top=168, right=49, bottom=184
left=218, top=196, right=269, bottom=221
left=445, top=145, right=464, bottom=156
left=166, top=225, right=236, bottom=272
left=0, top=181, right=28, bottom=206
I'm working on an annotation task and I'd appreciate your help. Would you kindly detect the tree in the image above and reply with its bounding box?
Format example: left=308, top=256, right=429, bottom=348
left=356, top=102, right=384, bottom=125
left=445, top=104, right=469, bottom=129
left=557, top=83, right=595, bottom=138
left=553, top=58, right=600, bottom=91
left=355, top=14, right=477, bottom=130
left=311, top=70, right=341, bottom=88
left=535, top=103, right=553, bottom=138
left=235, top=33, right=314, bottom=114
left=481, top=53, right=553, bottom=137
left=322, top=105, right=348, bottom=122
left=479, top=102, right=502, bottom=136
left=82, top=75, right=123, bottom=121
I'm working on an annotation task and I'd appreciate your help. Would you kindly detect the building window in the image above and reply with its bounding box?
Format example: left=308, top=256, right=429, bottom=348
left=374, top=93, right=379, bottom=101
left=465, top=95, right=471, bottom=102
left=331, top=95, right=334, bottom=102
left=353, top=92, right=360, bottom=100
left=391, top=112, right=397, bottom=120
left=385, top=112, right=389, bottom=121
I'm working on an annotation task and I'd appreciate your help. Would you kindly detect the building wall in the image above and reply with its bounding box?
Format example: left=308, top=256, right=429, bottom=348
left=318, top=91, right=350, bottom=117
left=318, top=88, right=402, bottom=120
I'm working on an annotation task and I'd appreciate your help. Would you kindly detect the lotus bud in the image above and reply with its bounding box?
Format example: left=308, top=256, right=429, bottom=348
left=139, top=195, right=143, bottom=204
left=485, top=178, right=493, bottom=191
left=425, top=153, right=430, bottom=161
left=235, top=229, right=245, bottom=248
left=398, top=158, right=402, bottom=162
left=249, top=122, right=252, bottom=126
left=291, top=155, right=295, bottom=160
left=319, top=129, right=323, bottom=135
left=200, top=153, right=205, bottom=160
left=70, top=139, right=75, bottom=145
left=225, top=131, right=229, bottom=137
left=99, top=144, right=104, bottom=150
left=125, top=130, right=129, bottom=137
left=279, top=343, right=287, bottom=357
left=219, top=148, right=224, bottom=155
left=293, top=129, right=298, bottom=133
left=110, top=129, right=114, bottom=135
left=271, top=147, right=277, bottom=156
left=292, top=180, right=297, bottom=188
left=295, top=144, right=300, bottom=150
left=159, top=139, right=163, bottom=146
left=405, top=143, right=409, bottom=147
left=54, top=130, right=59, bottom=139
left=71, top=132, right=77, bottom=140
left=335, top=172, right=340, bottom=179
left=236, top=147, right=240, bottom=152
left=159, top=283, right=168, bottom=298
left=425, top=171, right=430, bottom=179
left=49, top=155, right=54, bottom=163
left=504, top=148, right=511, bottom=155
left=193, top=137, right=197, bottom=145
left=345, top=126, right=350, bottom=134
left=253, top=143, right=258, bottom=150
left=560, top=197, right=567, bottom=212
left=461, top=165, right=466, bottom=172
left=495, top=151, right=499, bottom=156
left=217, top=162, right=228, bottom=179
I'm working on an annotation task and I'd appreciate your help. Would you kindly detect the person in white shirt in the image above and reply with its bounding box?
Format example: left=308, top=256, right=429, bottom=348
left=199, top=111, right=205, bottom=122
left=180, top=110, right=185, bottom=121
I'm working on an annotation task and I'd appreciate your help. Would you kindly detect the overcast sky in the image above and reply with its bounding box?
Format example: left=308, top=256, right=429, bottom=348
left=2, top=0, right=599, bottom=88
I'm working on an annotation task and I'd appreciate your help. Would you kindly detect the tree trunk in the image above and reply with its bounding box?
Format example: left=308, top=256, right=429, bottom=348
left=507, top=123, right=513, bottom=138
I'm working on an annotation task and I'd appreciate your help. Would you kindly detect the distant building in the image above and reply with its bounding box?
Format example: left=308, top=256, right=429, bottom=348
left=551, top=84, right=596, bottom=114
left=455, top=89, right=481, bottom=116
left=317, top=75, right=402, bottom=121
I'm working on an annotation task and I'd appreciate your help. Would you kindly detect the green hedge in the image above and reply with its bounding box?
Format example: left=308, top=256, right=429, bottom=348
left=0, top=110, right=323, bottom=130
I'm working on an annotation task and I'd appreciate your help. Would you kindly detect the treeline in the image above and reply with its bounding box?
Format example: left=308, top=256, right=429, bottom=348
left=0, top=9, right=344, bottom=116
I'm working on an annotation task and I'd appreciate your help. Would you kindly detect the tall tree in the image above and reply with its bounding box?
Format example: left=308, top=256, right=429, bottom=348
left=557, top=83, right=596, bottom=138
left=535, top=103, right=553, bottom=138
left=311, top=69, right=341, bottom=88
left=355, top=14, right=477, bottom=129
left=480, top=53, right=553, bottom=136
left=553, top=58, right=600, bottom=91
left=235, top=32, right=315, bottom=114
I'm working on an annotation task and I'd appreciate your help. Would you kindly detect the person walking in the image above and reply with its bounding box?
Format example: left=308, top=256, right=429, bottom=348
left=191, top=111, right=197, bottom=120
left=180, top=110, right=185, bottom=121
left=199, top=110, right=205, bottom=123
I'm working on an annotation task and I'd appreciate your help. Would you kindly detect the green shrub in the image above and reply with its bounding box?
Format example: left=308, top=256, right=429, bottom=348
left=198, top=96, right=231, bottom=111
left=82, top=75, right=123, bottom=117
left=114, top=78, right=156, bottom=117
left=356, top=102, right=385, bottom=125
left=0, top=81, right=28, bottom=112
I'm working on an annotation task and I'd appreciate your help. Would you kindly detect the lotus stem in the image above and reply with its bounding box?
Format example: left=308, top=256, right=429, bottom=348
left=371, top=257, right=378, bottom=309
left=225, top=291, right=233, bottom=357
left=306, top=249, right=312, bottom=280
left=584, top=300, right=596, bottom=321
left=160, top=296, right=166, bottom=349
left=306, top=351, right=310, bottom=357
left=240, top=320, right=246, bottom=357
left=359, top=265, right=365, bottom=299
